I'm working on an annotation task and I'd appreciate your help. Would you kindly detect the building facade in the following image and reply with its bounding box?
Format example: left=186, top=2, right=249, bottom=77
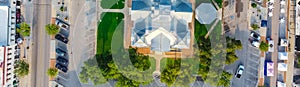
left=0, top=0, right=19, bottom=87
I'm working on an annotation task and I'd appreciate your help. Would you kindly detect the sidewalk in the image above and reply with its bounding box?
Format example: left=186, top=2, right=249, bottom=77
left=18, top=38, right=32, bottom=87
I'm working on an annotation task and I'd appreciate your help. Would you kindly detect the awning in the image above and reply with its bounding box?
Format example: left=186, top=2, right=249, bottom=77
left=278, top=63, right=287, bottom=71
left=280, top=39, right=288, bottom=46
left=268, top=40, right=274, bottom=52
left=265, top=62, right=274, bottom=76
left=277, top=81, right=286, bottom=87
left=278, top=52, right=288, bottom=60
left=281, top=9, right=285, bottom=13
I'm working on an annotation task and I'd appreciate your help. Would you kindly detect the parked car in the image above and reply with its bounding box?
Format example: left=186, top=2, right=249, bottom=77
left=57, top=56, right=68, bottom=66
left=55, top=48, right=66, bottom=56
left=55, top=63, right=68, bottom=73
left=55, top=19, right=70, bottom=29
left=235, top=64, right=244, bottom=78
left=251, top=40, right=260, bottom=47
left=250, top=32, right=261, bottom=41
left=55, top=34, right=68, bottom=43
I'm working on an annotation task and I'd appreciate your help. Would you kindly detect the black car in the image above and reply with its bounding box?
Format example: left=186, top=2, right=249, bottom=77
left=55, top=34, right=68, bottom=43
left=57, top=56, right=68, bottom=66
left=55, top=63, right=68, bottom=73
left=56, top=48, right=67, bottom=56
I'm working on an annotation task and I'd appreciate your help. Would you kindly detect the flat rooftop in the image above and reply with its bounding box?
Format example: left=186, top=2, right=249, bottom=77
left=0, top=6, right=8, bottom=46
left=0, top=0, right=10, bottom=6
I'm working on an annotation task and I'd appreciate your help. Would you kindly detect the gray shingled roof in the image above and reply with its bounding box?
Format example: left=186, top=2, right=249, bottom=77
left=174, top=2, right=192, bottom=12
left=132, top=0, right=151, bottom=10
left=196, top=3, right=217, bottom=24
left=176, top=20, right=188, bottom=39
left=151, top=34, right=171, bottom=52
left=133, top=19, right=146, bottom=37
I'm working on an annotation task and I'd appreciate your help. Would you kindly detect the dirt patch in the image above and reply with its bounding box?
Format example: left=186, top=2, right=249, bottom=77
left=236, top=0, right=243, bottom=18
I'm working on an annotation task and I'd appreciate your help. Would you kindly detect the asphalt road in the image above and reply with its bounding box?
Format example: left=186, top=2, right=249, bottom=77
left=31, top=0, right=51, bottom=87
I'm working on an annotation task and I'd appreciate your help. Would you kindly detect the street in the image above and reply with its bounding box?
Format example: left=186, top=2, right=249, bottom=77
left=269, top=0, right=281, bottom=86
left=31, top=0, right=51, bottom=87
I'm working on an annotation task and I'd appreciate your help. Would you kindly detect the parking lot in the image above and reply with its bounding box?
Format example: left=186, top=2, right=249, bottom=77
left=224, top=22, right=260, bottom=87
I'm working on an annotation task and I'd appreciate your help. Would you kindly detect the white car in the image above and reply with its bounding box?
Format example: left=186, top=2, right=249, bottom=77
left=55, top=19, right=70, bottom=29
left=251, top=40, right=260, bottom=47
left=250, top=32, right=261, bottom=41
left=235, top=65, right=244, bottom=78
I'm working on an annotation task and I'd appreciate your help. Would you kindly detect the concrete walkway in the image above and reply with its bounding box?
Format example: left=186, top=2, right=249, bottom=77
left=205, top=19, right=220, bottom=38
left=149, top=53, right=164, bottom=75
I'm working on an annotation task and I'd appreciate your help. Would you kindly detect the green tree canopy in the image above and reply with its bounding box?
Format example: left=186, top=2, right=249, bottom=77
left=14, top=60, right=29, bottom=77
left=259, top=41, right=269, bottom=52
left=251, top=24, right=260, bottom=30
left=45, top=24, right=60, bottom=35
left=160, top=59, right=181, bottom=86
left=79, top=56, right=108, bottom=85
left=251, top=3, right=257, bottom=8
left=217, top=71, right=233, bottom=87
left=79, top=47, right=153, bottom=86
left=194, top=36, right=242, bottom=86
left=17, top=22, right=31, bottom=36
left=47, top=67, right=58, bottom=78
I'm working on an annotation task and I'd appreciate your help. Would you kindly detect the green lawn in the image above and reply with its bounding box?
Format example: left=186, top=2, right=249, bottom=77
left=101, top=0, right=125, bottom=9
left=196, top=0, right=212, bottom=6
left=213, top=0, right=223, bottom=8
left=97, top=12, right=124, bottom=54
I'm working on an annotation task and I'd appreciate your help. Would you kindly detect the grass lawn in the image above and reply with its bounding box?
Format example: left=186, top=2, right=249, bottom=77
left=209, top=21, right=222, bottom=39
left=196, top=0, right=212, bottom=6
left=97, top=12, right=124, bottom=54
left=101, top=0, right=125, bottom=9
left=160, top=58, right=167, bottom=72
left=213, top=0, right=223, bottom=8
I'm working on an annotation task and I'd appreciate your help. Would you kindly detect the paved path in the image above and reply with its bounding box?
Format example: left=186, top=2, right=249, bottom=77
left=269, top=0, right=281, bottom=86
left=149, top=54, right=164, bottom=75
left=31, top=0, right=51, bottom=86
left=205, top=20, right=220, bottom=38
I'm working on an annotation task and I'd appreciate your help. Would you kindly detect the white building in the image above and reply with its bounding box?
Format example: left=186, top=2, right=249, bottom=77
left=0, top=0, right=18, bottom=87
left=130, top=0, right=192, bottom=52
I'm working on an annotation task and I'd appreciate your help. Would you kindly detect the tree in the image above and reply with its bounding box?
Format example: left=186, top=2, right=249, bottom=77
left=79, top=57, right=108, bottom=85
left=79, top=48, right=154, bottom=86
left=215, top=0, right=223, bottom=7
left=251, top=24, right=260, bottom=30
left=17, top=22, right=31, bottom=36
left=259, top=41, right=269, bottom=52
left=217, top=71, right=233, bottom=87
left=226, top=52, right=239, bottom=64
left=45, top=24, right=60, bottom=35
left=160, top=59, right=181, bottom=86
left=14, top=60, right=29, bottom=77
left=251, top=3, right=257, bottom=8
left=47, top=68, right=58, bottom=78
